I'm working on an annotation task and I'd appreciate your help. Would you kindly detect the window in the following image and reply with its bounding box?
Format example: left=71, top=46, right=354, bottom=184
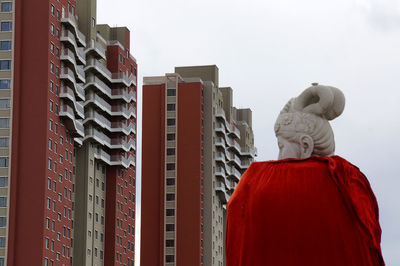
left=0, top=217, right=5, bottom=227
left=166, top=193, right=175, bottom=201
left=0, top=21, right=12, bottom=31
left=166, top=239, right=174, bottom=247
left=0, top=157, right=8, bottom=167
left=166, top=224, right=175, bottom=232
left=92, top=17, right=95, bottom=27
left=166, top=255, right=174, bottom=263
left=50, top=23, right=54, bottom=35
left=166, top=148, right=175, bottom=156
left=167, top=89, right=176, bottom=96
left=49, top=100, right=53, bottom=112
left=49, top=119, right=53, bottom=131
left=166, top=163, right=175, bottom=171
left=0, top=118, right=9, bottom=128
left=167, top=133, right=175, bottom=141
left=0, top=99, right=10, bottom=110
left=50, top=62, right=54, bottom=73
left=0, top=80, right=10, bottom=89
left=0, top=40, right=11, bottom=51
left=167, top=103, right=175, bottom=111
left=49, top=80, right=53, bottom=92
left=50, top=42, right=54, bottom=54
left=1, top=2, right=12, bottom=12
left=50, top=4, right=55, bottom=15
left=0, top=137, right=8, bottom=148
left=167, top=119, right=175, bottom=126
left=48, top=158, right=51, bottom=170
left=166, top=178, right=175, bottom=186
left=166, top=209, right=175, bottom=216
left=0, top=197, right=6, bottom=207
left=0, top=177, right=7, bottom=187
left=0, top=60, right=11, bottom=70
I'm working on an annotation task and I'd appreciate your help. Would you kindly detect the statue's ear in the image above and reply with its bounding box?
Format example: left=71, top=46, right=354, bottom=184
left=299, top=135, right=314, bottom=159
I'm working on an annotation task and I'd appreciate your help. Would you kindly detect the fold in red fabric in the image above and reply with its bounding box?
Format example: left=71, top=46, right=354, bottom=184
left=226, top=156, right=384, bottom=266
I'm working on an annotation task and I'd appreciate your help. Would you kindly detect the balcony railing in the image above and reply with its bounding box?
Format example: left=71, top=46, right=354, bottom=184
left=59, top=104, right=84, bottom=137
left=61, top=30, right=86, bottom=63
left=60, top=85, right=84, bottom=118
left=60, top=67, right=85, bottom=100
left=85, top=127, right=135, bottom=152
left=86, top=39, right=106, bottom=59
left=61, top=12, right=86, bottom=46
left=61, top=48, right=85, bottom=82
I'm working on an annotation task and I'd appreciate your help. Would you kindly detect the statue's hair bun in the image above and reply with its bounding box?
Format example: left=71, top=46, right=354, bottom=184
left=292, top=84, right=345, bottom=121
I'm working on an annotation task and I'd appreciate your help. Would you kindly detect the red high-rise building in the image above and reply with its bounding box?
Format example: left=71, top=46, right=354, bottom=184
left=5, top=1, right=137, bottom=265
left=141, top=66, right=256, bottom=266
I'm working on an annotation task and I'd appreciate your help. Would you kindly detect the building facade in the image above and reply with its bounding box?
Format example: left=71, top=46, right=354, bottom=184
left=4, top=0, right=137, bottom=265
left=141, top=65, right=256, bottom=266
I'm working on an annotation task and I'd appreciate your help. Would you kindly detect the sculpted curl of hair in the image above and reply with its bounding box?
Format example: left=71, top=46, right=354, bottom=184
left=274, top=84, right=345, bottom=156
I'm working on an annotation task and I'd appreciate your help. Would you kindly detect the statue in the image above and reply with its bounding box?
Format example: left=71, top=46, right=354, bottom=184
left=275, top=83, right=345, bottom=159
left=226, top=84, right=385, bottom=266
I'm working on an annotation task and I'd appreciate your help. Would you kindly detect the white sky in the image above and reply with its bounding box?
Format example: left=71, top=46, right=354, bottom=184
left=97, top=0, right=400, bottom=265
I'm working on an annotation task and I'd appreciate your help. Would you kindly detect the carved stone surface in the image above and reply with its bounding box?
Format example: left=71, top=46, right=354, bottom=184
left=274, top=83, right=345, bottom=159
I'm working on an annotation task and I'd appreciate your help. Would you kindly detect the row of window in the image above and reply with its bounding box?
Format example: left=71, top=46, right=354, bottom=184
left=44, top=238, right=70, bottom=259
left=45, top=218, right=71, bottom=239
left=87, top=247, right=103, bottom=259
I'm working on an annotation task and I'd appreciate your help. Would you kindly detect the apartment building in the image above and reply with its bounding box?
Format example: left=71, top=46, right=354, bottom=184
left=141, top=65, right=256, bottom=266
left=5, top=1, right=137, bottom=265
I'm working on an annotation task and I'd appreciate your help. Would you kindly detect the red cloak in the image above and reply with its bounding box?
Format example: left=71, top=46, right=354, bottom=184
left=226, top=156, right=384, bottom=266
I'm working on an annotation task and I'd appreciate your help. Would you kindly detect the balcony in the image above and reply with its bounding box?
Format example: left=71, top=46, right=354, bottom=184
left=85, top=93, right=136, bottom=119
left=84, top=127, right=135, bottom=152
left=85, top=59, right=137, bottom=92
left=241, top=158, right=252, bottom=169
left=241, top=146, right=258, bottom=158
left=85, top=58, right=112, bottom=81
left=85, top=39, right=106, bottom=60
left=93, top=148, right=135, bottom=169
left=228, top=166, right=241, bottom=182
left=111, top=88, right=136, bottom=103
left=60, top=67, right=85, bottom=100
left=59, top=104, right=84, bottom=137
left=111, top=104, right=136, bottom=119
left=60, top=30, right=86, bottom=64
left=61, top=12, right=86, bottom=46
left=61, top=48, right=85, bottom=83
left=215, top=152, right=226, bottom=163
left=215, top=181, right=230, bottom=203
left=215, top=137, right=225, bottom=147
left=111, top=72, right=137, bottom=87
left=227, top=138, right=241, bottom=154
left=84, top=109, right=136, bottom=135
left=60, top=31, right=85, bottom=64
left=59, top=86, right=84, bottom=119
left=228, top=153, right=242, bottom=168
left=215, top=166, right=226, bottom=177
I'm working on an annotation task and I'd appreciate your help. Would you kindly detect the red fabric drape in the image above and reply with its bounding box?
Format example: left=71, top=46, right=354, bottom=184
left=226, top=156, right=384, bottom=266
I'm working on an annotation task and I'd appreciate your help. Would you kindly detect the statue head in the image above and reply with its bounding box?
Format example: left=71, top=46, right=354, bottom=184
left=274, top=83, right=345, bottom=160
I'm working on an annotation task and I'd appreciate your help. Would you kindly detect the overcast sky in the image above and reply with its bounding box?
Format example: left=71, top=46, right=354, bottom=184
left=97, top=0, right=400, bottom=265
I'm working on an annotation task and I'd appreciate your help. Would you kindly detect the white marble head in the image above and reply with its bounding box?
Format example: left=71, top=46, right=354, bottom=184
left=275, top=83, right=345, bottom=160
